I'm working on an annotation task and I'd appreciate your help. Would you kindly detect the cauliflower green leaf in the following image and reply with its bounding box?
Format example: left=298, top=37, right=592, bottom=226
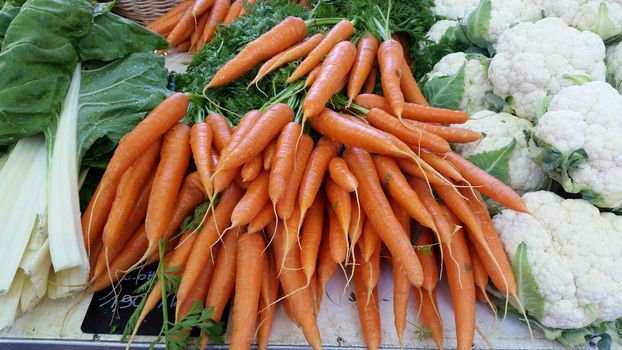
left=422, top=63, right=465, bottom=110
left=467, top=138, right=516, bottom=185
left=512, top=242, right=545, bottom=322
left=466, top=0, right=493, bottom=51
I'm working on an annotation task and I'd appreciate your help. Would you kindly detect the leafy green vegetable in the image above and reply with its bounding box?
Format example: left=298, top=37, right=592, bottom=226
left=467, top=138, right=516, bottom=185
left=77, top=12, right=167, bottom=62
left=77, top=52, right=169, bottom=166
left=512, top=242, right=545, bottom=322
left=422, top=63, right=466, bottom=110
left=465, top=0, right=493, bottom=51
left=0, top=0, right=24, bottom=45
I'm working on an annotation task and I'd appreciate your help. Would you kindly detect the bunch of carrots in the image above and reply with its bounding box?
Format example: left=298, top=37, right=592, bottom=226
left=82, top=14, right=531, bottom=350
left=145, top=0, right=312, bottom=53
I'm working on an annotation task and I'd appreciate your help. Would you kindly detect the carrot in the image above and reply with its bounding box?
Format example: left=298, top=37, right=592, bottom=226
left=197, top=0, right=231, bottom=48
left=377, top=39, right=405, bottom=117
left=237, top=0, right=255, bottom=15
left=327, top=203, right=347, bottom=265
left=229, top=232, right=265, bottom=350
left=390, top=201, right=411, bottom=347
left=177, top=40, right=192, bottom=52
left=190, top=10, right=211, bottom=53
left=298, top=136, right=341, bottom=218
left=406, top=120, right=482, bottom=143
left=287, top=19, right=354, bottom=83
left=277, top=134, right=313, bottom=219
left=221, top=110, right=262, bottom=159
left=308, top=108, right=412, bottom=159
left=359, top=219, right=380, bottom=263
left=148, top=12, right=185, bottom=37
left=218, top=104, right=293, bottom=171
left=419, top=149, right=463, bottom=182
left=247, top=202, right=275, bottom=233
left=252, top=50, right=288, bottom=87
left=176, top=249, right=217, bottom=323
left=262, top=138, right=278, bottom=171
left=192, top=0, right=215, bottom=17
left=460, top=188, right=516, bottom=295
left=257, top=250, right=279, bottom=350
left=300, top=192, right=325, bottom=283
left=347, top=35, right=380, bottom=100
left=207, top=16, right=307, bottom=87
left=231, top=171, right=269, bottom=227
left=469, top=240, right=495, bottom=312
left=413, top=287, right=444, bottom=350
left=362, top=64, right=377, bottom=94
left=102, top=139, right=161, bottom=253
left=394, top=158, right=447, bottom=185
left=343, top=147, right=423, bottom=287
left=205, top=113, right=232, bottom=152
left=148, top=1, right=193, bottom=30
left=190, top=121, right=214, bottom=197
left=325, top=177, right=351, bottom=241
left=271, top=230, right=322, bottom=350
left=240, top=155, right=262, bottom=183
left=279, top=205, right=303, bottom=272
left=304, top=63, right=322, bottom=88
left=204, top=228, right=238, bottom=322
left=353, top=248, right=381, bottom=350
left=282, top=289, right=300, bottom=326
left=167, top=4, right=196, bottom=48
left=365, top=107, right=451, bottom=153
left=413, top=225, right=440, bottom=294
left=442, top=152, right=528, bottom=213
left=82, top=93, right=188, bottom=256
left=176, top=183, right=244, bottom=306
left=316, top=224, right=337, bottom=304
left=440, top=205, right=476, bottom=350
left=269, top=122, right=301, bottom=206
left=223, top=0, right=243, bottom=24
left=252, top=34, right=324, bottom=86
left=355, top=94, right=469, bottom=124
left=372, top=155, right=437, bottom=230
left=302, top=41, right=357, bottom=120
left=400, top=60, right=429, bottom=106
left=347, top=197, right=365, bottom=248
left=328, top=157, right=357, bottom=192
left=144, top=123, right=191, bottom=257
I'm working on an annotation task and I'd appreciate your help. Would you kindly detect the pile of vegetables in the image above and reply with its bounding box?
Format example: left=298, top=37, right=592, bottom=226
left=1, top=0, right=622, bottom=349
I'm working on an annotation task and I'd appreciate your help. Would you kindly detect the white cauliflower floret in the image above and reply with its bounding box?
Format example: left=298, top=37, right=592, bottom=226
left=464, top=0, right=544, bottom=48
left=425, top=20, right=458, bottom=43
left=606, top=42, right=622, bottom=92
left=433, top=0, right=480, bottom=19
left=453, top=110, right=546, bottom=193
left=543, top=0, right=622, bottom=41
left=489, top=18, right=606, bottom=120
left=493, top=191, right=622, bottom=329
left=424, top=52, right=493, bottom=113
left=531, top=81, right=622, bottom=209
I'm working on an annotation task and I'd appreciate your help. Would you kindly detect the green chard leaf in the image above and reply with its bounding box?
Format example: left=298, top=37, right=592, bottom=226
left=467, top=138, right=516, bottom=185
left=0, top=0, right=25, bottom=45
left=512, top=242, right=545, bottom=322
left=422, top=63, right=466, bottom=110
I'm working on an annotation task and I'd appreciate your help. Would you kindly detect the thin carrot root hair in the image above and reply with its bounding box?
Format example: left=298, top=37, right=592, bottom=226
left=414, top=287, right=423, bottom=320
left=60, top=291, right=91, bottom=336
left=259, top=280, right=309, bottom=313
left=84, top=186, right=103, bottom=259
left=427, top=289, right=442, bottom=326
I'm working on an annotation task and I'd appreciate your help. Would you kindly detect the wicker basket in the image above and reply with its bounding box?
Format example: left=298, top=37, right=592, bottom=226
left=113, top=0, right=184, bottom=25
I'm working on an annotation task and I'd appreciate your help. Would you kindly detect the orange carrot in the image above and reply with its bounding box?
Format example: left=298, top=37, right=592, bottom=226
left=304, top=63, right=322, bottom=88
left=395, top=158, right=447, bottom=185
left=298, top=137, right=341, bottom=218
left=223, top=0, right=243, bottom=24
left=247, top=202, right=275, bottom=233
left=413, top=225, right=440, bottom=293
left=391, top=201, right=411, bottom=347
left=355, top=94, right=469, bottom=124
left=148, top=12, right=186, bottom=36
left=277, top=134, right=313, bottom=219
left=377, top=39, right=405, bottom=117
left=257, top=250, right=279, bottom=350
left=191, top=121, right=214, bottom=197
left=325, top=177, right=351, bottom=240
left=413, top=288, right=444, bottom=350
left=372, top=155, right=437, bottom=230
left=241, top=154, right=262, bottom=183
left=328, top=157, right=357, bottom=192
left=302, top=41, right=357, bottom=119
left=82, top=93, right=188, bottom=257
left=205, top=113, right=232, bottom=152
left=177, top=183, right=244, bottom=306
left=359, top=219, right=380, bottom=263
left=204, top=228, right=238, bottom=321
left=347, top=34, right=380, bottom=100
left=300, top=192, right=325, bottom=282
left=221, top=110, right=262, bottom=159
left=287, top=19, right=354, bottom=83
left=190, top=10, right=211, bottom=53
left=362, top=64, right=377, bottom=94
left=365, top=107, right=451, bottom=153
left=327, top=203, right=347, bottom=264
left=400, top=61, right=429, bottom=106
left=231, top=171, right=269, bottom=227
left=316, top=225, right=337, bottom=304
left=419, top=149, right=463, bottom=182
left=408, top=176, right=454, bottom=249
left=176, top=249, right=216, bottom=323
left=360, top=242, right=380, bottom=304
left=269, top=122, right=301, bottom=205
left=347, top=195, right=365, bottom=248
left=469, top=240, right=495, bottom=311
left=144, top=124, right=191, bottom=257
left=262, top=138, right=278, bottom=171
left=177, top=40, right=192, bottom=52
left=344, top=147, right=423, bottom=287
left=253, top=50, right=288, bottom=87
left=229, top=232, right=265, bottom=350
left=198, top=0, right=231, bottom=48
left=192, top=0, right=215, bottom=17
left=148, top=1, right=193, bottom=30
left=208, top=16, right=307, bottom=87
left=440, top=206, right=476, bottom=350
left=442, top=152, right=528, bottom=213
left=406, top=120, right=482, bottom=143
left=353, top=248, right=381, bottom=350
left=218, top=104, right=293, bottom=171
left=167, top=4, right=196, bottom=48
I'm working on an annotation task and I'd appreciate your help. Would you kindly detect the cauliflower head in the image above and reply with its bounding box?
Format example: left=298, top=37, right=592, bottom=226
left=530, top=81, right=622, bottom=209
left=423, top=52, right=493, bottom=114
left=453, top=110, right=547, bottom=194
left=489, top=17, right=607, bottom=120
left=425, top=20, right=459, bottom=43
left=606, top=42, right=622, bottom=92
left=493, top=191, right=622, bottom=330
left=464, top=0, right=544, bottom=49
left=543, top=0, right=622, bottom=41
left=432, top=0, right=480, bottom=19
